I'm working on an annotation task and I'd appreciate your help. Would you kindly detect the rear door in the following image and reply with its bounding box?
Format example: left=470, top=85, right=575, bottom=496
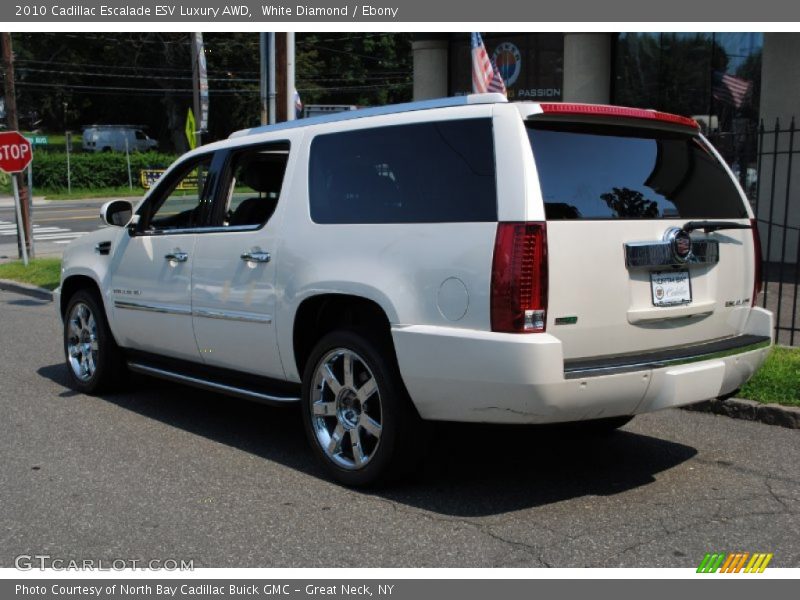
left=524, top=109, right=757, bottom=361
left=189, top=141, right=291, bottom=379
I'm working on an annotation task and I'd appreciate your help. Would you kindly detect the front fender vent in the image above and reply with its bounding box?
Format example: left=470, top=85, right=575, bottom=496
left=94, top=241, right=111, bottom=256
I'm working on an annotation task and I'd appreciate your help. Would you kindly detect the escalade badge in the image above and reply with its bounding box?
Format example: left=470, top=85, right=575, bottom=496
left=664, top=227, right=693, bottom=263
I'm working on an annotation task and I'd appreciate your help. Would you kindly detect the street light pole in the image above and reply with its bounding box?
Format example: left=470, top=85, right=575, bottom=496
left=286, top=32, right=296, bottom=121
left=268, top=32, right=276, bottom=125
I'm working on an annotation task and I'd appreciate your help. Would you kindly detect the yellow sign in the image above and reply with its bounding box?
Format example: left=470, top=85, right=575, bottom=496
left=140, top=169, right=198, bottom=190
left=185, top=108, right=197, bottom=150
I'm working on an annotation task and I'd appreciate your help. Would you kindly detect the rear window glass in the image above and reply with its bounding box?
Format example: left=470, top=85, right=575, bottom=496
left=527, top=123, right=748, bottom=220
left=309, top=119, right=497, bottom=224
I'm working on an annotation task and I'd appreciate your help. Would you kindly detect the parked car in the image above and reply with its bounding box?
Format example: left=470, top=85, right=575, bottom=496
left=82, top=125, right=157, bottom=152
left=56, top=95, right=772, bottom=486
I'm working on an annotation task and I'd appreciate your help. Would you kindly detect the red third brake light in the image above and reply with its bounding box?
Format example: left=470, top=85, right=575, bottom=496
left=751, top=217, right=763, bottom=306
left=538, top=103, right=700, bottom=130
left=491, top=222, right=548, bottom=333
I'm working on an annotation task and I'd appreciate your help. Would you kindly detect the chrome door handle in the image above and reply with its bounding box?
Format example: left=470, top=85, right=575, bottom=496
left=240, top=251, right=271, bottom=263
left=164, top=251, right=189, bottom=263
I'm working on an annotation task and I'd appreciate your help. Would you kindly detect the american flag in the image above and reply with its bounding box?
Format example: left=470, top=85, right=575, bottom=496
left=471, top=32, right=506, bottom=95
left=712, top=71, right=752, bottom=109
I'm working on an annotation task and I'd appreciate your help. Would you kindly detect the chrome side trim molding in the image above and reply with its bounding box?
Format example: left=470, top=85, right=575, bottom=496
left=113, top=300, right=192, bottom=316
left=127, top=362, right=300, bottom=404
left=625, top=239, right=719, bottom=269
left=114, top=301, right=271, bottom=324
left=564, top=335, right=770, bottom=379
left=193, top=308, right=272, bottom=324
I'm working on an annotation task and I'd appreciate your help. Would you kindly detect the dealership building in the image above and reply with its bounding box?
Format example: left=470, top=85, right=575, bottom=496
left=411, top=33, right=799, bottom=266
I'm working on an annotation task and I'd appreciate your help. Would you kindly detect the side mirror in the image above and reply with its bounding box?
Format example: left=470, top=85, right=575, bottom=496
left=100, top=200, right=133, bottom=227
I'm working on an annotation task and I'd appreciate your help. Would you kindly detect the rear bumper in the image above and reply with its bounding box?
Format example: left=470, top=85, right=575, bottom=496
left=391, top=307, right=773, bottom=424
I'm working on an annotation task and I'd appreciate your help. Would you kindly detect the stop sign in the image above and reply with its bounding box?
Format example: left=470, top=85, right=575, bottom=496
left=0, top=131, right=33, bottom=173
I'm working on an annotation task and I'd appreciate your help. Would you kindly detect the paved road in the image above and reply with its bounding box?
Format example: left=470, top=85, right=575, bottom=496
left=0, top=288, right=798, bottom=568
left=0, top=198, right=134, bottom=260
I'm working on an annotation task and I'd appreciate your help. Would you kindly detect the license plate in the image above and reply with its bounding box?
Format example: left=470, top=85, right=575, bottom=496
left=650, top=270, right=691, bottom=306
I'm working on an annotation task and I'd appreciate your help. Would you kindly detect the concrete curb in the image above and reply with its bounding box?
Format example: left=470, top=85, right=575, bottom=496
left=684, top=397, right=800, bottom=429
left=0, top=279, right=53, bottom=301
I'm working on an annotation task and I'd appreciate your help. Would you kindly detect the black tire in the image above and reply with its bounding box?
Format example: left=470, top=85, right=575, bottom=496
left=301, top=329, right=429, bottom=487
left=63, top=289, right=126, bottom=394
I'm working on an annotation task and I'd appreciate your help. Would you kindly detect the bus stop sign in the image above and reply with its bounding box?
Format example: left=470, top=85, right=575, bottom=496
left=0, top=131, right=33, bottom=173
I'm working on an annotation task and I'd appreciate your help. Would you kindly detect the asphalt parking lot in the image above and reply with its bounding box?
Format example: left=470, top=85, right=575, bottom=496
left=1, top=288, right=798, bottom=568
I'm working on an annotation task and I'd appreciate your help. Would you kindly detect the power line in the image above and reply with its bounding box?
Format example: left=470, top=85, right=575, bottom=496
left=16, top=66, right=410, bottom=84
left=16, top=80, right=411, bottom=95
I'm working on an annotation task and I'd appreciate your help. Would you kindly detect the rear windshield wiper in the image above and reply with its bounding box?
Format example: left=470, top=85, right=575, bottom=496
left=683, top=220, right=753, bottom=233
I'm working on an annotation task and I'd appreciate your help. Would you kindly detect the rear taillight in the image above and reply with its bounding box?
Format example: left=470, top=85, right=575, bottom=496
left=751, top=217, right=763, bottom=306
left=491, top=222, right=548, bottom=333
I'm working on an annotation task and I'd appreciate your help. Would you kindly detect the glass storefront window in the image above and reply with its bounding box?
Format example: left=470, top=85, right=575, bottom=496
left=614, top=33, right=763, bottom=197
left=448, top=33, right=564, bottom=100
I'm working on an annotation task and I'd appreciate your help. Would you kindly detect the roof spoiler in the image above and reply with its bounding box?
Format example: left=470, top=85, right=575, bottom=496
left=528, top=103, right=700, bottom=131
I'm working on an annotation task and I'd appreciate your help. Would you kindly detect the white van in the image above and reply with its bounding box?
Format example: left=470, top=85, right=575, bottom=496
left=56, top=94, right=772, bottom=485
left=82, top=125, right=158, bottom=153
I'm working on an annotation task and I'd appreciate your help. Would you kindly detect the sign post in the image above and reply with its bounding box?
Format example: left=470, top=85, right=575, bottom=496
left=11, top=176, right=28, bottom=265
left=0, top=131, right=34, bottom=266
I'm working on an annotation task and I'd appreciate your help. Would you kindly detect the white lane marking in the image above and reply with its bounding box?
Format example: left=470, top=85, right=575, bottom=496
left=33, top=232, right=86, bottom=240
left=0, top=216, right=95, bottom=242
left=0, top=225, right=70, bottom=233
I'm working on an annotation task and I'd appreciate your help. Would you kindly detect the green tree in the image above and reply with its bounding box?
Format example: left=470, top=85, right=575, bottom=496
left=7, top=33, right=413, bottom=152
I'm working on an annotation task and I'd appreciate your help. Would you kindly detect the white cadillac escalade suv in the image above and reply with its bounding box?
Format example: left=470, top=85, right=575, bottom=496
left=56, top=94, right=773, bottom=485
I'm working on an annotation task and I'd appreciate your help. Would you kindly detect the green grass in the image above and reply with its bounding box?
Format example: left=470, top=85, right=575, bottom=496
left=739, top=346, right=800, bottom=407
left=0, top=258, right=61, bottom=291
left=0, top=174, right=143, bottom=200
left=0, top=175, right=143, bottom=200
left=38, top=186, right=144, bottom=201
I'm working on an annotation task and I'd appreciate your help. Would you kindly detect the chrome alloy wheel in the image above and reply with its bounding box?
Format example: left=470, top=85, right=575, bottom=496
left=310, top=348, right=383, bottom=470
left=66, top=302, right=98, bottom=382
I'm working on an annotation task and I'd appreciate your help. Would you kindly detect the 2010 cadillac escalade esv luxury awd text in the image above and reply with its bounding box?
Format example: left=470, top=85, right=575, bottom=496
left=56, top=94, right=773, bottom=485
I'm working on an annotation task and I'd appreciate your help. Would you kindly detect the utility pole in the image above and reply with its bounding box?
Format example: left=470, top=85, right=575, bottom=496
left=260, top=33, right=294, bottom=124
left=259, top=33, right=268, bottom=125
left=276, top=33, right=287, bottom=122
left=1, top=32, right=32, bottom=260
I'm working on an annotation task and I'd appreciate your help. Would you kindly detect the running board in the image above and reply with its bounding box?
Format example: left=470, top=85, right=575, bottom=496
left=127, top=362, right=301, bottom=406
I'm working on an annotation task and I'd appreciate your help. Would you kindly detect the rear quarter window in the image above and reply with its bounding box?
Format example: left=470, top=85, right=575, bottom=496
left=309, top=119, right=497, bottom=224
left=527, top=123, right=748, bottom=220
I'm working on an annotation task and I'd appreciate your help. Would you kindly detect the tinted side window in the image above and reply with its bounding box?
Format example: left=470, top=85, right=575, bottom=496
left=309, top=119, right=497, bottom=224
left=216, top=143, right=289, bottom=228
left=528, top=124, right=748, bottom=220
left=142, top=155, right=213, bottom=232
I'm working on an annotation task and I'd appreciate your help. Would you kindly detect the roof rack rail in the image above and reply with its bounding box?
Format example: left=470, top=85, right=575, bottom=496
left=229, top=93, right=507, bottom=139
